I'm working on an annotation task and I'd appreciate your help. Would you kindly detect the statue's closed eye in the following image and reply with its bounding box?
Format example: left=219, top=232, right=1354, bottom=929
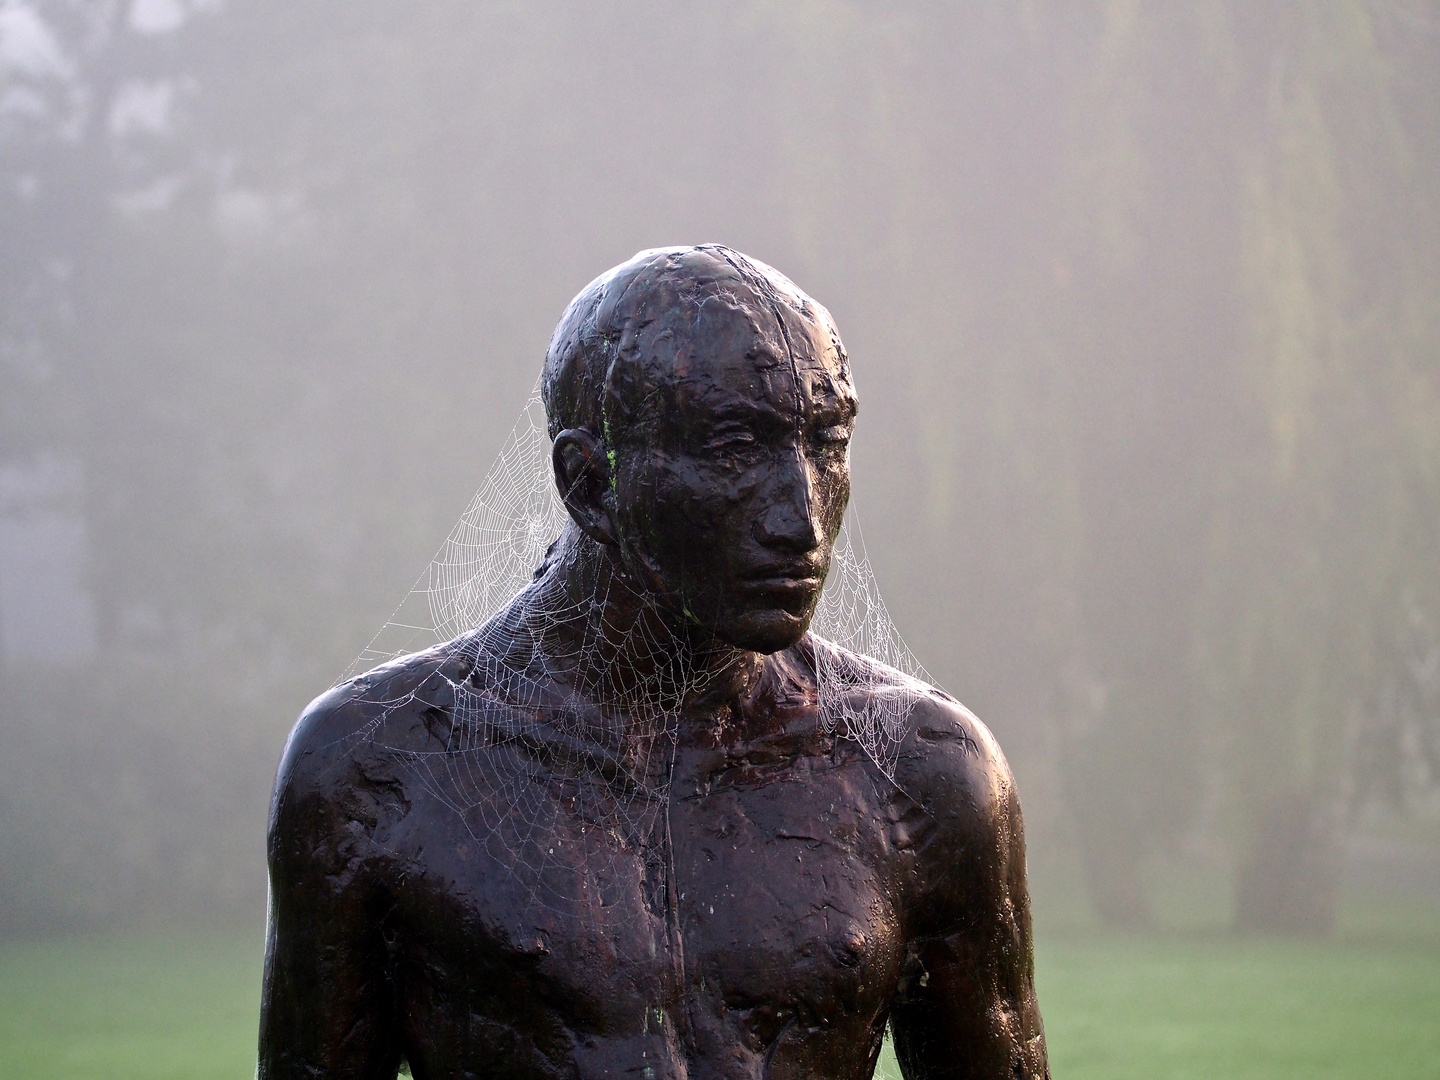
left=707, top=430, right=761, bottom=456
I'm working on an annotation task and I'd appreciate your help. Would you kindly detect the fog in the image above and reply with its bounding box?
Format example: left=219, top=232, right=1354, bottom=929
left=1, top=1, right=1438, bottom=940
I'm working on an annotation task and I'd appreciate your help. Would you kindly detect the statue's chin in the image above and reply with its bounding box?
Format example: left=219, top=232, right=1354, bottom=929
left=718, top=607, right=814, bottom=655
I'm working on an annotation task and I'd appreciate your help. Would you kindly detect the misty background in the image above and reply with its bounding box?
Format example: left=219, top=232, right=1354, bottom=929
left=1, top=0, right=1438, bottom=942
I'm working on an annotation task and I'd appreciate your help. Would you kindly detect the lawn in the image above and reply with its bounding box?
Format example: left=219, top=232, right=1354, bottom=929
left=1, top=928, right=1437, bottom=1079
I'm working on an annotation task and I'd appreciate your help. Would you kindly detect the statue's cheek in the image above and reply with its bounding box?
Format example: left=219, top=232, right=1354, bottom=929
left=634, top=467, right=726, bottom=542
left=648, top=460, right=760, bottom=526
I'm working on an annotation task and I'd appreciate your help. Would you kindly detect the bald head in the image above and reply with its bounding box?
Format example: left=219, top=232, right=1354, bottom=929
left=541, top=245, right=849, bottom=445
left=541, top=246, right=857, bottom=649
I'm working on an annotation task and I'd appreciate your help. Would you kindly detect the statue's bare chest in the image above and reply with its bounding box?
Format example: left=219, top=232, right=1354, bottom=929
left=378, top=746, right=909, bottom=1080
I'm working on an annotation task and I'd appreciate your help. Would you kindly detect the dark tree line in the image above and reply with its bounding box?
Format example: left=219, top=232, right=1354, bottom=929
left=1, top=0, right=1437, bottom=933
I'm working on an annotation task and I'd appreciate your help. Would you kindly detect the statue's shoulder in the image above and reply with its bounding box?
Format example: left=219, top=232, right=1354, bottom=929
left=272, top=639, right=471, bottom=815
left=802, top=633, right=1017, bottom=865
left=895, top=687, right=1014, bottom=817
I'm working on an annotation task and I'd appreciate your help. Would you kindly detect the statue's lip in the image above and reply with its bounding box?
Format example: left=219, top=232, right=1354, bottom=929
left=742, top=564, right=825, bottom=588
left=742, top=573, right=822, bottom=617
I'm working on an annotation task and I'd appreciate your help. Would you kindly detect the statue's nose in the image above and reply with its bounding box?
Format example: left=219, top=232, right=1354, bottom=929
left=753, top=448, right=821, bottom=552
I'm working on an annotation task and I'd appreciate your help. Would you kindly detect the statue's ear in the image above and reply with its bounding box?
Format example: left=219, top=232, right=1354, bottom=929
left=552, top=428, right=620, bottom=547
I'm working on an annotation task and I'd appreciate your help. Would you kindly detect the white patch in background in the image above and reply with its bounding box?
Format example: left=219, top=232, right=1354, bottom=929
left=0, top=0, right=73, bottom=79
left=214, top=187, right=272, bottom=240
left=128, top=0, right=221, bottom=37
left=0, top=84, right=47, bottom=120
left=108, top=78, right=174, bottom=138
left=213, top=185, right=309, bottom=246
left=128, top=0, right=186, bottom=35
left=111, top=172, right=187, bottom=216
left=0, top=456, right=96, bottom=664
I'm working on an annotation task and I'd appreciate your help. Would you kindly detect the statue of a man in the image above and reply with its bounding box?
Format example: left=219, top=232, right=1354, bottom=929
left=259, top=246, right=1048, bottom=1080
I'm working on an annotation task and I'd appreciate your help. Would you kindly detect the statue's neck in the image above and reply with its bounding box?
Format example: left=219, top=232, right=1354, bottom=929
left=521, top=524, right=762, bottom=717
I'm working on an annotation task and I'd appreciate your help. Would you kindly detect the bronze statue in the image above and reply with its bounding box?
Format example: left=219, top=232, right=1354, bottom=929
left=259, top=246, right=1048, bottom=1079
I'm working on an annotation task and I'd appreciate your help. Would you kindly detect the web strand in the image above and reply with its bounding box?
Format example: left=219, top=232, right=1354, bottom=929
left=338, top=392, right=933, bottom=906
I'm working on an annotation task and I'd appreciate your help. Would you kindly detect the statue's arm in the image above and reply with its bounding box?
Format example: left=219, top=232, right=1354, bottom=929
left=888, top=701, right=1049, bottom=1080
left=258, top=696, right=402, bottom=1079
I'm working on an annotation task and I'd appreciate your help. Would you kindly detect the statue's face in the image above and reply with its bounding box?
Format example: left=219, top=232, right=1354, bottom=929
left=610, top=293, right=856, bottom=653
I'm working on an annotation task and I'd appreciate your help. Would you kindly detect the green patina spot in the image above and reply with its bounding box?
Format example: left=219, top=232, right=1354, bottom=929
left=603, top=417, right=618, bottom=490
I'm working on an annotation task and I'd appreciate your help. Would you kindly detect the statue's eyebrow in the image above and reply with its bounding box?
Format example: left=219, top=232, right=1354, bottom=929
left=682, top=394, right=792, bottom=437
left=812, top=405, right=857, bottom=428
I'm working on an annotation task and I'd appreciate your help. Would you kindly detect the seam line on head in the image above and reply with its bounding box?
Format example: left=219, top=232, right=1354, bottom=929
left=710, top=247, right=804, bottom=432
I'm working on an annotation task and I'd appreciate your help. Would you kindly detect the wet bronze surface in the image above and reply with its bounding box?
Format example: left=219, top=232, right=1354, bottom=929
left=259, top=247, right=1047, bottom=1080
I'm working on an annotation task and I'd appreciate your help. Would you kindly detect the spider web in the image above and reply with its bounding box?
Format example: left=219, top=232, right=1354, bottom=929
left=340, top=391, right=933, bottom=907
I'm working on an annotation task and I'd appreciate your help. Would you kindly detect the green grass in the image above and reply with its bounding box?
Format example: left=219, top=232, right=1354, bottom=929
left=0, top=930, right=264, bottom=1080
left=1026, top=935, right=1439, bottom=1080
left=2, top=928, right=1438, bottom=1078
